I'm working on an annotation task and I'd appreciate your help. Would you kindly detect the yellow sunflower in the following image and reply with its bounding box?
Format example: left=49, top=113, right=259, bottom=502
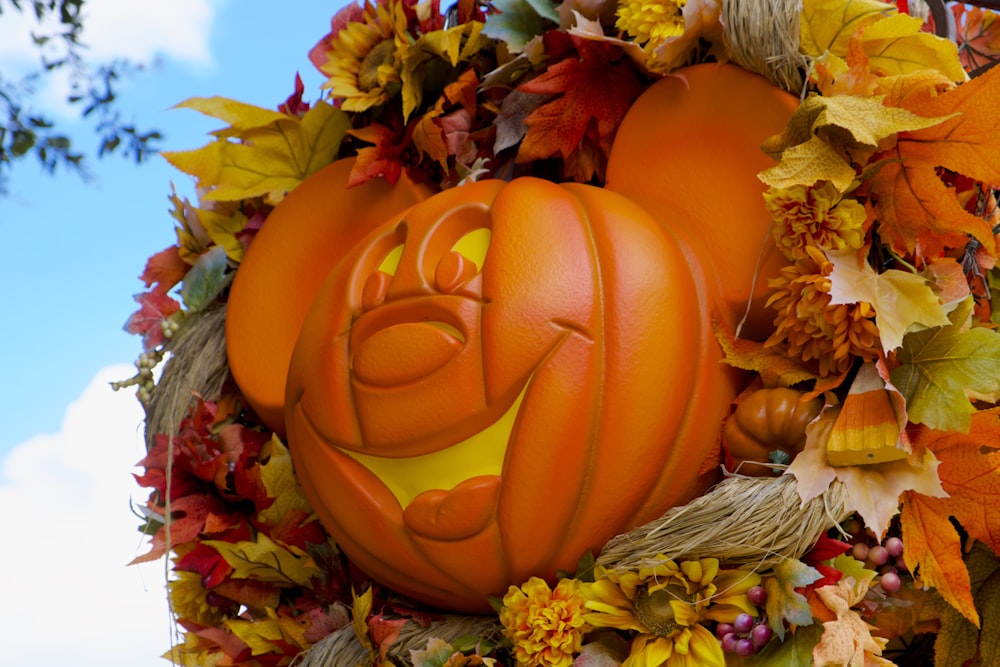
left=582, top=556, right=760, bottom=667
left=318, top=0, right=406, bottom=112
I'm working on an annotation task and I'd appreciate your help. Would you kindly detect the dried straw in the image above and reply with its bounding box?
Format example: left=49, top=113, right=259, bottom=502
left=723, top=0, right=807, bottom=93
left=143, top=303, right=230, bottom=449
left=598, top=474, right=851, bottom=573
left=293, top=615, right=503, bottom=667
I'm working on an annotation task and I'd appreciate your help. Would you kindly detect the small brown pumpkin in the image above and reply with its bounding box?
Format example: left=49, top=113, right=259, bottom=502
left=724, top=387, right=823, bottom=476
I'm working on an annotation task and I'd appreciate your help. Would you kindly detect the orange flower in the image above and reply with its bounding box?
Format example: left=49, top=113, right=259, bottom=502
left=764, top=182, right=866, bottom=260
left=499, top=577, right=590, bottom=667
left=765, top=246, right=880, bottom=376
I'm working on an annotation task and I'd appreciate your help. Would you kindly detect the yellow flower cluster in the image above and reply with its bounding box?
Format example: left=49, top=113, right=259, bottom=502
left=763, top=181, right=867, bottom=260
left=616, top=0, right=688, bottom=54
left=765, top=246, right=881, bottom=376
left=499, top=577, right=591, bottom=667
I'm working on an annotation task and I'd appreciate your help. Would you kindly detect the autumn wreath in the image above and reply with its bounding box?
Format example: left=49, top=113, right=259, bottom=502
left=118, top=0, right=1000, bottom=665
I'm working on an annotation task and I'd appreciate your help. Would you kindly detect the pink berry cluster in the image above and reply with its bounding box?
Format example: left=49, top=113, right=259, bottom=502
left=844, top=517, right=907, bottom=594
left=716, top=585, right=772, bottom=656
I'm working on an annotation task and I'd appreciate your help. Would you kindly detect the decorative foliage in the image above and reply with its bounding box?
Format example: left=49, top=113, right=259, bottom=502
left=118, top=0, right=1000, bottom=664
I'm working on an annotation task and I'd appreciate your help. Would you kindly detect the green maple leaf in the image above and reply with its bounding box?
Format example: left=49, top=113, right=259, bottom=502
left=764, top=559, right=823, bottom=640
left=481, top=0, right=558, bottom=51
left=890, top=298, right=1000, bottom=432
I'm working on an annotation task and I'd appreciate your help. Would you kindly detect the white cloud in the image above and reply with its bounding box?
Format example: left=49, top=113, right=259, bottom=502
left=0, top=365, right=172, bottom=667
left=0, top=0, right=217, bottom=67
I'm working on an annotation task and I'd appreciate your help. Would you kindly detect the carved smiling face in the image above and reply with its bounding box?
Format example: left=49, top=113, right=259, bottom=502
left=284, top=178, right=743, bottom=612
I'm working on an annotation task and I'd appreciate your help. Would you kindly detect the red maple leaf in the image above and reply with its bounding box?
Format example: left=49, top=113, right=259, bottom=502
left=124, top=290, right=181, bottom=351
left=514, top=36, right=645, bottom=182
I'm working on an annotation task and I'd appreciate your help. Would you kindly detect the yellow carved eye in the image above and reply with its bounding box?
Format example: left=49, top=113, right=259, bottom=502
left=450, top=228, right=491, bottom=272
left=378, top=243, right=405, bottom=276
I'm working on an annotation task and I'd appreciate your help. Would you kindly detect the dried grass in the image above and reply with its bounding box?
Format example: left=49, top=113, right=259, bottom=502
left=722, top=0, right=807, bottom=93
left=143, top=304, right=229, bottom=448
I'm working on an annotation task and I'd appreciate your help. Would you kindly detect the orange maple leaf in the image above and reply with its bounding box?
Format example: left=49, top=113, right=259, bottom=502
left=514, top=37, right=644, bottom=182
left=900, top=407, right=1000, bottom=625
left=866, top=65, right=1000, bottom=260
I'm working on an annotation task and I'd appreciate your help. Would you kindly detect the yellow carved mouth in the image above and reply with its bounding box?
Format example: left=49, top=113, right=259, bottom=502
left=342, top=387, right=526, bottom=508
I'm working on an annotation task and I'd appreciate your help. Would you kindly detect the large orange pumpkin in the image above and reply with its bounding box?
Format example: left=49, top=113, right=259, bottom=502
left=284, top=177, right=742, bottom=611
left=224, top=63, right=798, bottom=613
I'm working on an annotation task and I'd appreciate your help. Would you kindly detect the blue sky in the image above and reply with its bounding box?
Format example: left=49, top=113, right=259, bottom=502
left=0, top=1, right=346, bottom=664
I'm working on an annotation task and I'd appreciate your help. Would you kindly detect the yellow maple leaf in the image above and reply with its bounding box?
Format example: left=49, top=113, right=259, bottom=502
left=226, top=608, right=310, bottom=656
left=758, top=94, right=952, bottom=191
left=800, top=0, right=895, bottom=58
left=859, top=13, right=965, bottom=82
left=255, top=436, right=315, bottom=529
left=163, top=98, right=350, bottom=205
left=203, top=533, right=321, bottom=587
left=825, top=249, right=950, bottom=353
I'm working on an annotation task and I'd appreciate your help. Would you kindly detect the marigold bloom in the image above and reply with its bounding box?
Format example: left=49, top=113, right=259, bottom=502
left=582, top=556, right=760, bottom=667
left=616, top=0, right=688, bottom=53
left=317, top=1, right=405, bottom=112
left=765, top=246, right=880, bottom=376
left=499, top=577, right=591, bottom=667
left=764, top=182, right=867, bottom=260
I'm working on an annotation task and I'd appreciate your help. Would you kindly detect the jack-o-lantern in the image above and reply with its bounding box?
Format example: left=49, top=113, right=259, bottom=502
left=224, top=63, right=798, bottom=613
left=284, top=178, right=745, bottom=611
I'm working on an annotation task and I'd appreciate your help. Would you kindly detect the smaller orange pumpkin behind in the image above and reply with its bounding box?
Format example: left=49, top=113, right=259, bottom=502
left=605, top=63, right=799, bottom=341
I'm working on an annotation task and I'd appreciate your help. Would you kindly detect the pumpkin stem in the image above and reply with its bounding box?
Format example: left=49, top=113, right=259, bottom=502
left=767, top=449, right=792, bottom=475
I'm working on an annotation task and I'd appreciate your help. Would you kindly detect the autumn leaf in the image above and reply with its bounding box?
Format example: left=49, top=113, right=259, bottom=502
left=401, top=21, right=487, bottom=121
left=811, top=577, right=893, bottom=666
left=928, top=543, right=1000, bottom=664
left=163, top=98, right=349, bottom=205
left=859, top=13, right=965, bottom=81
left=866, top=65, right=1000, bottom=258
left=712, top=315, right=826, bottom=388
left=826, top=248, right=949, bottom=352
left=955, top=4, right=1000, bottom=73
left=800, top=0, right=895, bottom=58
left=139, top=246, right=187, bottom=294
left=900, top=409, right=1000, bottom=624
left=410, top=637, right=457, bottom=667
left=124, top=290, right=181, bottom=351
left=764, top=558, right=823, bottom=639
left=729, top=623, right=822, bottom=666
left=203, top=532, right=321, bottom=587
left=758, top=94, right=952, bottom=191
left=226, top=607, right=311, bottom=656
left=890, top=298, right=1000, bottom=432
left=348, top=122, right=407, bottom=187
left=179, top=245, right=231, bottom=312
left=481, top=0, right=558, bottom=52
left=515, top=38, right=644, bottom=182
